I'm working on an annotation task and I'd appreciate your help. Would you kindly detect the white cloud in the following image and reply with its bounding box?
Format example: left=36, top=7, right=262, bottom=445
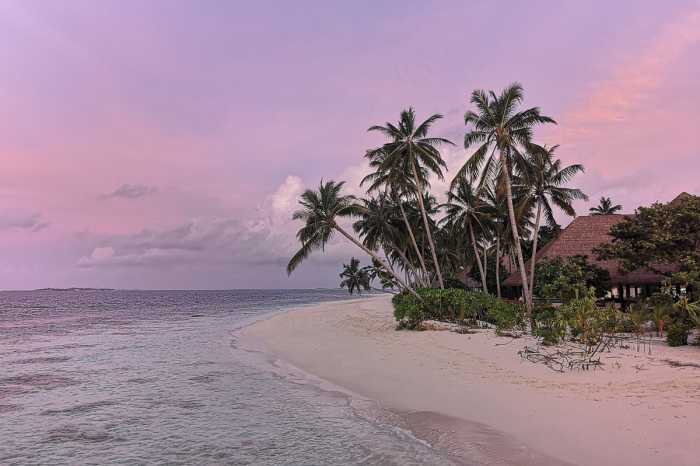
left=91, top=247, right=115, bottom=260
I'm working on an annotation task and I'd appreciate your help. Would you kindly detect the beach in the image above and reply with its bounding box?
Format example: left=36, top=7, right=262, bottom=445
left=248, top=295, right=700, bottom=466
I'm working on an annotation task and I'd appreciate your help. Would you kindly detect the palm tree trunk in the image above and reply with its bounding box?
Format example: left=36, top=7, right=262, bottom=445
left=496, top=226, right=501, bottom=299
left=528, top=198, right=542, bottom=304
left=483, top=242, right=488, bottom=288
left=411, top=164, right=444, bottom=289
left=369, top=285, right=396, bottom=294
left=389, top=239, right=426, bottom=288
left=469, top=218, right=488, bottom=294
left=334, top=225, right=424, bottom=303
left=499, top=147, right=533, bottom=319
left=395, top=189, right=430, bottom=285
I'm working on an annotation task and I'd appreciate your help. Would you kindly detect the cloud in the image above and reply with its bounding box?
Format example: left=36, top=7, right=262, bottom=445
left=76, top=174, right=375, bottom=271
left=105, top=184, right=158, bottom=199
left=0, top=209, right=50, bottom=232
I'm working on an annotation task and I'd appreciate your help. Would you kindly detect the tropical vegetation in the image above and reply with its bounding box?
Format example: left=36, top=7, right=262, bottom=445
left=286, top=81, right=700, bottom=355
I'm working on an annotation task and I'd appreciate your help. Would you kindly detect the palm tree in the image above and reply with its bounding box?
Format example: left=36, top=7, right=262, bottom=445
left=339, top=258, right=371, bottom=295
left=362, top=147, right=431, bottom=285
left=443, top=176, right=494, bottom=293
left=368, top=107, right=455, bottom=289
left=362, top=258, right=398, bottom=293
left=286, top=180, right=423, bottom=302
left=353, top=196, right=426, bottom=287
left=456, top=82, right=556, bottom=317
left=523, top=144, right=587, bottom=304
left=589, top=197, right=622, bottom=215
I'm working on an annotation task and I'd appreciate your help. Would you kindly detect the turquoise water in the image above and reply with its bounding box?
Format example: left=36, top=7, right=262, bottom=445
left=0, top=290, right=463, bottom=465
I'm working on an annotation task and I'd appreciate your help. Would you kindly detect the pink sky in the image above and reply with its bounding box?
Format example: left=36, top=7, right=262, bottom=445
left=1, top=1, right=699, bottom=290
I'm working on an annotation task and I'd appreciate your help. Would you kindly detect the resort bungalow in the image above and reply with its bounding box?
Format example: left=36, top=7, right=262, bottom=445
left=501, top=193, right=693, bottom=302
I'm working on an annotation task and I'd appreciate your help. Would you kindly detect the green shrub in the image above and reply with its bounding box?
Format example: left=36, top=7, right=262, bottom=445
left=486, top=302, right=526, bottom=333
left=532, top=305, right=564, bottom=345
left=393, top=288, right=499, bottom=330
left=666, top=322, right=691, bottom=347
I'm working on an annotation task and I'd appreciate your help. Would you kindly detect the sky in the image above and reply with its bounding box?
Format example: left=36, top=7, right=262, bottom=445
left=1, top=0, right=699, bottom=290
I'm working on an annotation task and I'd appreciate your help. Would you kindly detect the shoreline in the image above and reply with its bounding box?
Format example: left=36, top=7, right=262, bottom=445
left=247, top=295, right=700, bottom=466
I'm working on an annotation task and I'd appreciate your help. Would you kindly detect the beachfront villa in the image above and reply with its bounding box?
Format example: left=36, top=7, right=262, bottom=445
left=501, top=193, right=692, bottom=302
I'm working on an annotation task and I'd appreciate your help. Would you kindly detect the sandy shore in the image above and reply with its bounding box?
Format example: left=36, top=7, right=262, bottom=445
left=248, top=295, right=700, bottom=465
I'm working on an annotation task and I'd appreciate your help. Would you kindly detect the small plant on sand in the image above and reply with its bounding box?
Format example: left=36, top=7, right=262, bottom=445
left=629, top=298, right=649, bottom=337
left=532, top=305, right=565, bottom=345
left=666, top=322, right=691, bottom=347
left=486, top=302, right=526, bottom=334
left=652, top=304, right=673, bottom=338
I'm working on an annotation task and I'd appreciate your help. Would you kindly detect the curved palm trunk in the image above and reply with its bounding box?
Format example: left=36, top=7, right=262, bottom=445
left=334, top=225, right=424, bottom=303
left=389, top=239, right=426, bottom=289
left=369, top=285, right=396, bottom=294
left=496, top=226, right=501, bottom=299
left=411, top=164, right=444, bottom=289
left=528, top=198, right=542, bottom=304
left=468, top=218, right=488, bottom=294
left=483, top=242, right=488, bottom=287
left=395, top=189, right=429, bottom=287
left=499, top=147, right=533, bottom=320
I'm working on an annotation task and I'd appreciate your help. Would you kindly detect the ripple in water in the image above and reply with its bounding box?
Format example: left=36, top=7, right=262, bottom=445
left=1, top=290, right=462, bottom=465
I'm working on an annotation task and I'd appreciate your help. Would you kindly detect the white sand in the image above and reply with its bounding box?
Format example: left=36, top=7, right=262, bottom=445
left=248, top=295, right=700, bottom=465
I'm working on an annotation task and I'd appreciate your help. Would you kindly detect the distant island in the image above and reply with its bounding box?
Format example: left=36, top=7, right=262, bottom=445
left=34, top=287, right=116, bottom=292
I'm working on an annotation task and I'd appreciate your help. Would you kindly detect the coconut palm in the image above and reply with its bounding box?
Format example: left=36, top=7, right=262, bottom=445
left=456, top=82, right=556, bottom=317
left=523, top=144, right=588, bottom=304
left=362, top=147, right=431, bottom=284
left=339, top=258, right=371, bottom=295
left=352, top=197, right=424, bottom=287
left=362, top=258, right=398, bottom=292
left=443, top=176, right=494, bottom=293
left=589, top=197, right=622, bottom=215
left=286, top=180, right=423, bottom=302
left=368, top=107, right=455, bottom=289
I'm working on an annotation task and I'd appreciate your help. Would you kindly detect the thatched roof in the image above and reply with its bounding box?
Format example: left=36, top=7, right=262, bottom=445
left=502, top=214, right=670, bottom=287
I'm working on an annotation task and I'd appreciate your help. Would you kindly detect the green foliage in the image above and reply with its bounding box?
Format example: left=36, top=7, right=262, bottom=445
left=486, top=302, right=526, bottom=334
left=651, top=304, right=673, bottom=338
left=662, top=271, right=700, bottom=291
left=393, top=288, right=511, bottom=330
left=672, top=297, right=700, bottom=325
left=393, top=288, right=482, bottom=329
left=589, top=197, right=622, bottom=215
left=532, top=255, right=612, bottom=300
left=532, top=305, right=565, bottom=344
left=467, top=254, right=508, bottom=295
left=558, top=296, right=623, bottom=353
left=666, top=322, right=691, bottom=347
left=593, top=195, right=700, bottom=274
left=442, top=275, right=470, bottom=292
left=648, top=292, right=674, bottom=309
left=628, top=299, right=649, bottom=335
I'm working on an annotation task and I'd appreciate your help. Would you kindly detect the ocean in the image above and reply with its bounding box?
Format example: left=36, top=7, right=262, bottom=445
left=0, top=289, right=463, bottom=465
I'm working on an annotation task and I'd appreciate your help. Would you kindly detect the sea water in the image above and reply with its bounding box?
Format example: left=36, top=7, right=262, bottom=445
left=0, top=290, right=463, bottom=465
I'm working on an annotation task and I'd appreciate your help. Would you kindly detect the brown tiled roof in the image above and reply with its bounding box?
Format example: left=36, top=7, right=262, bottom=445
left=669, top=192, right=692, bottom=206
left=502, top=214, right=670, bottom=287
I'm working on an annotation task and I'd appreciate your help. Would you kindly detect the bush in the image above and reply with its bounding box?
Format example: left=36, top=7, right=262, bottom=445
left=393, top=288, right=501, bottom=330
left=532, top=305, right=564, bottom=345
left=666, top=322, right=691, bottom=347
left=486, top=302, right=526, bottom=334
